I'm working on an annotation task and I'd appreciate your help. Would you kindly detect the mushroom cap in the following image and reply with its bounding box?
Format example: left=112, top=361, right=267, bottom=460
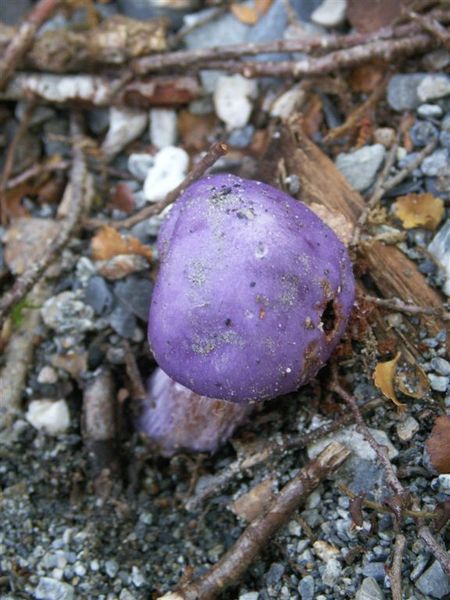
left=138, top=367, right=251, bottom=456
left=148, top=174, right=355, bottom=402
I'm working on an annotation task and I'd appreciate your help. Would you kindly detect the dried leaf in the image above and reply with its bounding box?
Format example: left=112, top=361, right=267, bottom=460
left=91, top=226, right=152, bottom=262
left=373, top=352, right=406, bottom=410
left=230, top=3, right=259, bottom=24
left=347, top=0, right=414, bottom=33
left=394, top=193, right=444, bottom=231
left=426, top=415, right=450, bottom=474
left=110, top=182, right=136, bottom=214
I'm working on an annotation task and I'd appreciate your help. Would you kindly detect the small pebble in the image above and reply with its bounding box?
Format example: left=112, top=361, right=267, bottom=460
left=149, top=108, right=178, bottom=149
left=428, top=373, right=449, bottom=392
left=428, top=219, right=450, bottom=295
left=214, top=74, right=257, bottom=130
left=387, top=74, right=426, bottom=112
left=298, top=575, right=315, bottom=600
left=321, top=558, right=342, bottom=586
left=355, top=577, right=384, bottom=600
left=101, top=107, right=147, bottom=158
left=26, top=399, right=70, bottom=436
left=34, top=576, right=74, bottom=600
left=417, top=103, right=443, bottom=118
left=431, top=357, right=450, bottom=376
left=335, top=144, right=386, bottom=192
left=143, top=146, right=189, bottom=202
left=417, top=74, right=450, bottom=102
left=421, top=149, right=450, bottom=177
left=37, top=366, right=58, bottom=385
left=41, top=292, right=95, bottom=334
left=128, top=153, right=154, bottom=182
left=238, top=593, right=259, bottom=600
left=311, top=0, right=347, bottom=27
left=85, top=277, right=114, bottom=316
left=416, top=560, right=450, bottom=599
left=373, top=127, right=395, bottom=148
left=396, top=415, right=419, bottom=441
left=438, top=474, right=450, bottom=493
left=409, top=120, right=439, bottom=147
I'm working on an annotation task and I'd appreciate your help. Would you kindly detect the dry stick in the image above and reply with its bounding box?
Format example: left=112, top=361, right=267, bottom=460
left=0, top=100, right=36, bottom=224
left=0, top=0, right=59, bottom=91
left=408, top=9, right=450, bottom=49
left=331, top=371, right=450, bottom=581
left=5, top=159, right=70, bottom=191
left=133, top=14, right=448, bottom=75
left=86, top=141, right=229, bottom=231
left=158, top=442, right=351, bottom=600
left=183, top=33, right=436, bottom=78
left=324, top=75, right=391, bottom=143
left=186, top=397, right=382, bottom=511
left=364, top=294, right=450, bottom=321
left=390, top=534, right=406, bottom=600
left=123, top=343, right=147, bottom=402
left=0, top=113, right=87, bottom=327
left=352, top=137, right=438, bottom=245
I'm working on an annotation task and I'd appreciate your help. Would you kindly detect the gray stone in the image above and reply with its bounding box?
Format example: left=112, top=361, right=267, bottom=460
left=239, top=594, right=259, bottom=600
left=387, top=74, right=426, bottom=112
left=422, top=49, right=450, bottom=71
left=410, top=120, right=439, bottom=147
left=298, top=575, right=315, bottom=600
left=85, top=277, right=114, bottom=316
left=362, top=562, right=386, bottom=582
left=105, top=559, right=119, bottom=578
left=117, top=0, right=198, bottom=27
left=228, top=125, right=254, bottom=148
left=335, top=144, right=386, bottom=192
left=431, top=357, right=450, bottom=376
left=149, top=109, right=177, bottom=149
left=114, top=276, right=153, bottom=321
left=34, top=577, right=74, bottom=600
left=429, top=219, right=450, bottom=295
left=41, top=292, right=95, bottom=334
left=421, top=149, right=450, bottom=177
left=108, top=304, right=136, bottom=339
left=396, top=415, right=419, bottom=441
left=101, top=107, right=147, bottom=159
left=355, top=577, right=384, bottom=600
left=247, top=0, right=290, bottom=46
left=418, top=74, right=450, bottom=102
left=87, top=108, right=110, bottom=135
left=416, top=560, right=450, bottom=599
left=265, top=562, right=285, bottom=586
left=428, top=373, right=449, bottom=392
left=417, top=103, right=443, bottom=118
left=128, top=153, right=154, bottom=182
left=322, top=558, right=342, bottom=586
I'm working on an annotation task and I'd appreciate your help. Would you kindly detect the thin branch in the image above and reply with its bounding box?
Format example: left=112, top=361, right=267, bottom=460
left=418, top=526, right=450, bottom=580
left=0, top=0, right=59, bottom=91
left=0, top=100, right=36, bottom=224
left=186, top=397, right=382, bottom=511
left=86, top=141, right=229, bottom=230
left=408, top=10, right=450, bottom=49
left=0, top=112, right=88, bottom=327
left=390, top=534, right=406, bottom=600
left=364, top=294, right=450, bottom=321
left=158, top=442, right=351, bottom=600
left=5, top=159, right=70, bottom=191
left=123, top=342, right=147, bottom=402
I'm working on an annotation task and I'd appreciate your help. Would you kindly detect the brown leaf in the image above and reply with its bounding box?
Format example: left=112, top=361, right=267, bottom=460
left=394, top=193, right=444, bottom=231
left=426, top=415, right=450, bottom=474
left=230, top=3, right=259, bottom=24
left=91, top=226, right=152, bottom=262
left=110, top=182, right=136, bottom=214
left=347, top=0, right=414, bottom=33
left=373, top=352, right=407, bottom=411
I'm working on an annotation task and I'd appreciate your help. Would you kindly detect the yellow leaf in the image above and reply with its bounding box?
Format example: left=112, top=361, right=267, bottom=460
left=394, top=193, right=444, bottom=230
left=230, top=3, right=259, bottom=24
left=91, top=226, right=152, bottom=262
left=373, top=352, right=407, bottom=411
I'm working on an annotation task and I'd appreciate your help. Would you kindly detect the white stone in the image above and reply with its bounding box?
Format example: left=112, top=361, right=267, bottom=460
left=150, top=108, right=178, bottom=149
left=214, top=74, right=257, bottom=130
left=143, top=146, right=189, bottom=202
left=429, top=219, right=450, bottom=296
left=37, top=366, right=58, bottom=385
left=438, top=474, right=450, bottom=493
left=239, top=593, right=259, bottom=600
left=396, top=415, right=419, bottom=441
left=270, top=87, right=305, bottom=119
left=417, top=74, right=450, bottom=102
left=26, top=399, right=70, bottom=436
left=101, top=107, right=147, bottom=158
left=311, top=0, right=347, bottom=27
left=128, top=153, right=154, bottom=182
left=321, top=558, right=342, bottom=586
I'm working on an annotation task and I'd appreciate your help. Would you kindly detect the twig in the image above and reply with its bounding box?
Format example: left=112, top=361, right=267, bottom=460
left=323, top=75, right=390, bottom=143
left=408, top=10, right=450, bottom=49
left=86, top=141, right=229, bottom=230
left=0, top=0, right=59, bottom=91
left=364, top=294, right=450, bottom=321
left=390, top=534, right=406, bottom=600
left=0, top=281, right=52, bottom=429
left=158, top=442, right=351, bottom=600
left=123, top=342, right=147, bottom=401
left=5, top=159, right=70, bottom=191
left=0, top=100, right=36, bottom=224
left=352, top=137, right=438, bottom=244
left=134, top=13, right=449, bottom=75
left=178, top=33, right=436, bottom=78
left=418, top=526, right=450, bottom=580
left=186, top=397, right=382, bottom=511
left=0, top=112, right=88, bottom=327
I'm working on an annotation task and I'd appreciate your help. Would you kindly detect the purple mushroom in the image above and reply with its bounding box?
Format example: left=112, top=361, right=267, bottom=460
left=148, top=173, right=355, bottom=403
left=138, top=367, right=252, bottom=456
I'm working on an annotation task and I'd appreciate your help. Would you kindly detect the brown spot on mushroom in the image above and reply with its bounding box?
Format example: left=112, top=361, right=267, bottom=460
left=302, top=340, right=322, bottom=380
